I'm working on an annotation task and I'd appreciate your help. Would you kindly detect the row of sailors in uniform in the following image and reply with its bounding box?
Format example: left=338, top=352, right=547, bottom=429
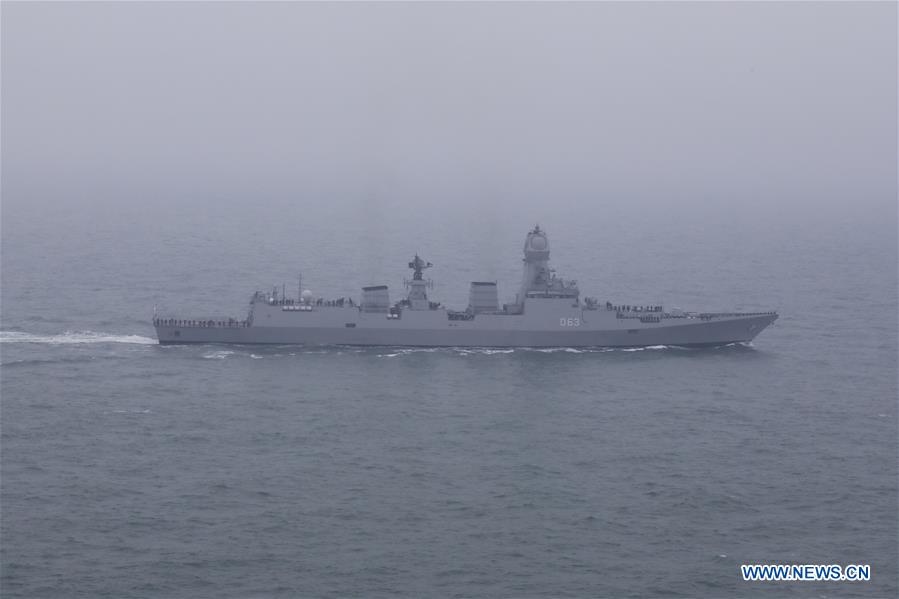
left=317, top=297, right=354, bottom=307
left=153, top=318, right=248, bottom=328
left=606, top=302, right=662, bottom=313
left=273, top=297, right=356, bottom=307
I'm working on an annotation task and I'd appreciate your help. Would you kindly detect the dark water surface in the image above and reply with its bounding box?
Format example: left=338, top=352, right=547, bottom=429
left=2, top=199, right=896, bottom=597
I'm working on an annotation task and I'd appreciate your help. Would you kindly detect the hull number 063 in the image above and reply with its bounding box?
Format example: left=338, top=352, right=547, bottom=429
left=560, top=317, right=581, bottom=327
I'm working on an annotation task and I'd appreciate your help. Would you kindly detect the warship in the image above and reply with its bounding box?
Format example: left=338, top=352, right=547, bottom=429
left=153, top=226, right=777, bottom=347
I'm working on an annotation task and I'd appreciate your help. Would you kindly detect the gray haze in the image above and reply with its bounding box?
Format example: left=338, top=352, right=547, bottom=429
left=2, top=1, right=896, bottom=216
left=2, top=4, right=898, bottom=598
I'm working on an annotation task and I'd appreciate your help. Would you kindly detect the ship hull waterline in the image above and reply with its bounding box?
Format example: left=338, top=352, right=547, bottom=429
left=155, top=313, right=777, bottom=348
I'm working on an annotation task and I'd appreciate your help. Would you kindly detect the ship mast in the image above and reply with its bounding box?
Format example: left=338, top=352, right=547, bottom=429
left=518, top=224, right=551, bottom=303
left=405, top=254, right=433, bottom=309
left=408, top=254, right=432, bottom=280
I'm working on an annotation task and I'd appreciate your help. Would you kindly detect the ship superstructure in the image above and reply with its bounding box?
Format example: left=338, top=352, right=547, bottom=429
left=153, top=226, right=777, bottom=347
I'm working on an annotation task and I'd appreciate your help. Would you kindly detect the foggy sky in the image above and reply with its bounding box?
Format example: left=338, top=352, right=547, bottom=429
left=2, top=1, right=896, bottom=212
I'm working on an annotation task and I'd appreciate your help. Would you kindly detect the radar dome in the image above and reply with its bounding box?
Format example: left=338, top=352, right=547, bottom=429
left=301, top=289, right=313, bottom=303
left=529, top=234, right=547, bottom=251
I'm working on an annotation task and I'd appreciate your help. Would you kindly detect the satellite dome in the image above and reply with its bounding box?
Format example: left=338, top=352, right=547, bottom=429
left=529, top=234, right=547, bottom=251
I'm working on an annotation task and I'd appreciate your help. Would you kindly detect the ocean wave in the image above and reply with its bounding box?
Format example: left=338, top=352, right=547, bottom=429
left=1, top=355, right=98, bottom=368
left=455, top=348, right=516, bottom=355
left=530, top=347, right=611, bottom=354
left=0, top=331, right=156, bottom=345
left=620, top=345, right=670, bottom=352
left=373, top=345, right=687, bottom=357
left=375, top=347, right=444, bottom=358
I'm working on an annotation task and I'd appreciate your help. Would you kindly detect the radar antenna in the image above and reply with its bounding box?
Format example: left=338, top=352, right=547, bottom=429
left=408, top=254, right=433, bottom=281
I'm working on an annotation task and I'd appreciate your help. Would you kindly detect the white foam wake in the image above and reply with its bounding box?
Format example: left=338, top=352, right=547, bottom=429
left=0, top=331, right=157, bottom=345
left=620, top=345, right=671, bottom=352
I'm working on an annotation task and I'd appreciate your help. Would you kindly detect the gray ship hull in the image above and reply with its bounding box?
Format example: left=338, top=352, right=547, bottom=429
left=155, top=310, right=777, bottom=348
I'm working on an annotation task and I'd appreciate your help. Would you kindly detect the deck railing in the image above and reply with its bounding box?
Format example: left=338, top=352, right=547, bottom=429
left=153, top=318, right=249, bottom=328
left=616, top=311, right=777, bottom=321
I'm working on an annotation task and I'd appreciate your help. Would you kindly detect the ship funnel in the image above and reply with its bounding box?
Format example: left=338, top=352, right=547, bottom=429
left=468, top=282, right=499, bottom=313
left=361, top=285, right=390, bottom=313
